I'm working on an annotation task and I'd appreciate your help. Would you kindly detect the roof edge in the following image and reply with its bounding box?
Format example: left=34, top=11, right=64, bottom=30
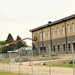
left=30, top=14, right=75, bottom=32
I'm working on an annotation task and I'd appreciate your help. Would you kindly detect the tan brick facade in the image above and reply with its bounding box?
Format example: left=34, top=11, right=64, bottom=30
left=30, top=14, right=75, bottom=54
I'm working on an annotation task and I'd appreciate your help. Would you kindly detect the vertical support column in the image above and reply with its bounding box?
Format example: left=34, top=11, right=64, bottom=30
left=49, top=46, right=51, bottom=75
left=9, top=52, right=11, bottom=72
left=71, top=45, right=75, bottom=75
left=31, top=50, right=33, bottom=75
left=64, top=21, right=68, bottom=54
left=41, top=29, right=44, bottom=53
left=2, top=53, right=4, bottom=71
left=50, top=26, right=52, bottom=52
left=18, top=49, right=20, bottom=74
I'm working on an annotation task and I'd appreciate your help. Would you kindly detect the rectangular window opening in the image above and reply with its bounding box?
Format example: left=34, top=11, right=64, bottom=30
left=63, top=44, right=65, bottom=51
left=72, top=23, right=75, bottom=33
left=67, top=25, right=70, bottom=33
left=73, top=43, right=75, bottom=50
left=40, top=47, right=43, bottom=53
left=68, top=43, right=71, bottom=51
left=57, top=28, right=59, bottom=36
left=62, top=26, right=65, bottom=35
left=53, top=45, right=55, bottom=52
left=58, top=45, right=60, bottom=52
left=44, top=46, right=46, bottom=52
left=40, top=33, right=42, bottom=41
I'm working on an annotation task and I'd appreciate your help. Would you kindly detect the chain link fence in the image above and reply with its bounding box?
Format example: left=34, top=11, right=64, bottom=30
left=0, top=46, right=75, bottom=75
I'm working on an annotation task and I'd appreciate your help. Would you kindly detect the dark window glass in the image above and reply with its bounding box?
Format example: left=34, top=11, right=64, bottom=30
left=63, top=44, right=65, bottom=51
left=40, top=47, right=42, bottom=53
left=43, top=46, right=46, bottom=52
left=73, top=43, right=75, bottom=50
left=58, top=45, right=60, bottom=52
left=53, top=45, right=55, bottom=52
left=68, top=43, right=71, bottom=51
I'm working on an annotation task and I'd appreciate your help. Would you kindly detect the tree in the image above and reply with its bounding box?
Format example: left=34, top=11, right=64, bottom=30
left=0, top=41, right=7, bottom=45
left=0, top=41, right=7, bottom=53
left=6, top=33, right=14, bottom=43
left=16, top=35, right=28, bottom=49
left=2, top=34, right=28, bottom=53
left=2, top=33, right=15, bottom=53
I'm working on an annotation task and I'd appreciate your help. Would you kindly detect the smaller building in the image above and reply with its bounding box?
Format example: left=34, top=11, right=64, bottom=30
left=7, top=47, right=32, bottom=57
left=7, top=50, right=18, bottom=58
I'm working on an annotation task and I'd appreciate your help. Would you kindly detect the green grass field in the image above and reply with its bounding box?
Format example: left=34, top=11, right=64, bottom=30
left=36, top=62, right=75, bottom=68
left=45, top=63, right=75, bottom=68
left=0, top=71, right=23, bottom=75
left=51, top=64, right=75, bottom=68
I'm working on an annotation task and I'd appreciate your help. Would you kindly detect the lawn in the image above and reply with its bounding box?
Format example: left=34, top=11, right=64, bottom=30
left=51, top=64, right=75, bottom=68
left=36, top=62, right=75, bottom=68
left=0, top=71, right=23, bottom=75
left=44, top=63, right=75, bottom=68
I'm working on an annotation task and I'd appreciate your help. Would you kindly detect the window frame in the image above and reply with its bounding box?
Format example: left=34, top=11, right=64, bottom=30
left=43, top=32, right=45, bottom=40
left=67, top=25, right=70, bottom=33
left=72, top=23, right=75, bottom=33
left=62, top=26, right=65, bottom=35
left=63, top=43, right=65, bottom=51
left=68, top=43, right=71, bottom=51
left=57, top=28, right=59, bottom=36
left=40, top=32, right=42, bottom=41
left=52, top=29, right=55, bottom=37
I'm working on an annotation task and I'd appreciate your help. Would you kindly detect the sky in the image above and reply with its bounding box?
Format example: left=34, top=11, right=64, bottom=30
left=0, top=0, right=75, bottom=45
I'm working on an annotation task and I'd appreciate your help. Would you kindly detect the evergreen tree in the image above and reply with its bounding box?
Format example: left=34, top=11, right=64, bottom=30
left=16, top=35, right=28, bottom=49
left=2, top=33, right=15, bottom=53
left=6, top=33, right=14, bottom=43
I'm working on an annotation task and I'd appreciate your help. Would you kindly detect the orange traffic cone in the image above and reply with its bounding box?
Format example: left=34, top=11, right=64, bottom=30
left=20, top=59, right=22, bottom=65
left=28, top=58, right=31, bottom=66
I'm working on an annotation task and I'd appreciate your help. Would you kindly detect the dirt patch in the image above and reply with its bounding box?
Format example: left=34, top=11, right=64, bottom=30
left=0, top=54, right=74, bottom=75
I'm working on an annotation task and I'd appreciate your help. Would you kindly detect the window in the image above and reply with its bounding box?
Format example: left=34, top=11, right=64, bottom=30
left=68, top=43, right=71, bottom=51
left=47, top=30, right=50, bottom=38
left=44, top=46, right=46, bottom=52
left=43, top=32, right=45, bottom=40
left=40, top=33, right=42, bottom=41
left=67, top=25, right=70, bottom=33
left=40, top=46, right=46, bottom=53
left=63, top=44, right=65, bottom=51
left=72, top=23, right=75, bottom=33
left=57, top=45, right=60, bottom=52
left=62, top=26, right=65, bottom=35
left=73, top=43, right=75, bottom=50
left=57, top=28, right=59, bottom=36
left=40, top=47, right=43, bottom=53
left=52, top=29, right=55, bottom=37
left=53, top=45, right=55, bottom=52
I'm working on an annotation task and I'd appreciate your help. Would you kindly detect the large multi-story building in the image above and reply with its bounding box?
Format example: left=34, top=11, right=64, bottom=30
left=30, top=14, right=75, bottom=54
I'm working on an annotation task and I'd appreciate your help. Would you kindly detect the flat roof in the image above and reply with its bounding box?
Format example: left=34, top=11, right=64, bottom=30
left=30, top=14, right=75, bottom=32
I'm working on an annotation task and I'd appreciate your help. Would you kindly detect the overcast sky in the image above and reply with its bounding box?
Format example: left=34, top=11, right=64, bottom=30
left=0, top=0, right=75, bottom=45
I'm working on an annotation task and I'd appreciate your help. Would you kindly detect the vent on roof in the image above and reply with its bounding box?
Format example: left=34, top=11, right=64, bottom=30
left=48, top=21, right=51, bottom=24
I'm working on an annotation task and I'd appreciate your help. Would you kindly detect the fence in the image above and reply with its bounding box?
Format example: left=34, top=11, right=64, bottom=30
left=0, top=45, right=75, bottom=75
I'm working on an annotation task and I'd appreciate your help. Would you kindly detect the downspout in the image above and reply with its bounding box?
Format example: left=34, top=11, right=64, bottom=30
left=48, top=21, right=52, bottom=51
left=50, top=26, right=52, bottom=51
left=30, top=30, right=33, bottom=49
left=41, top=29, right=44, bottom=52
left=64, top=21, right=68, bottom=54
